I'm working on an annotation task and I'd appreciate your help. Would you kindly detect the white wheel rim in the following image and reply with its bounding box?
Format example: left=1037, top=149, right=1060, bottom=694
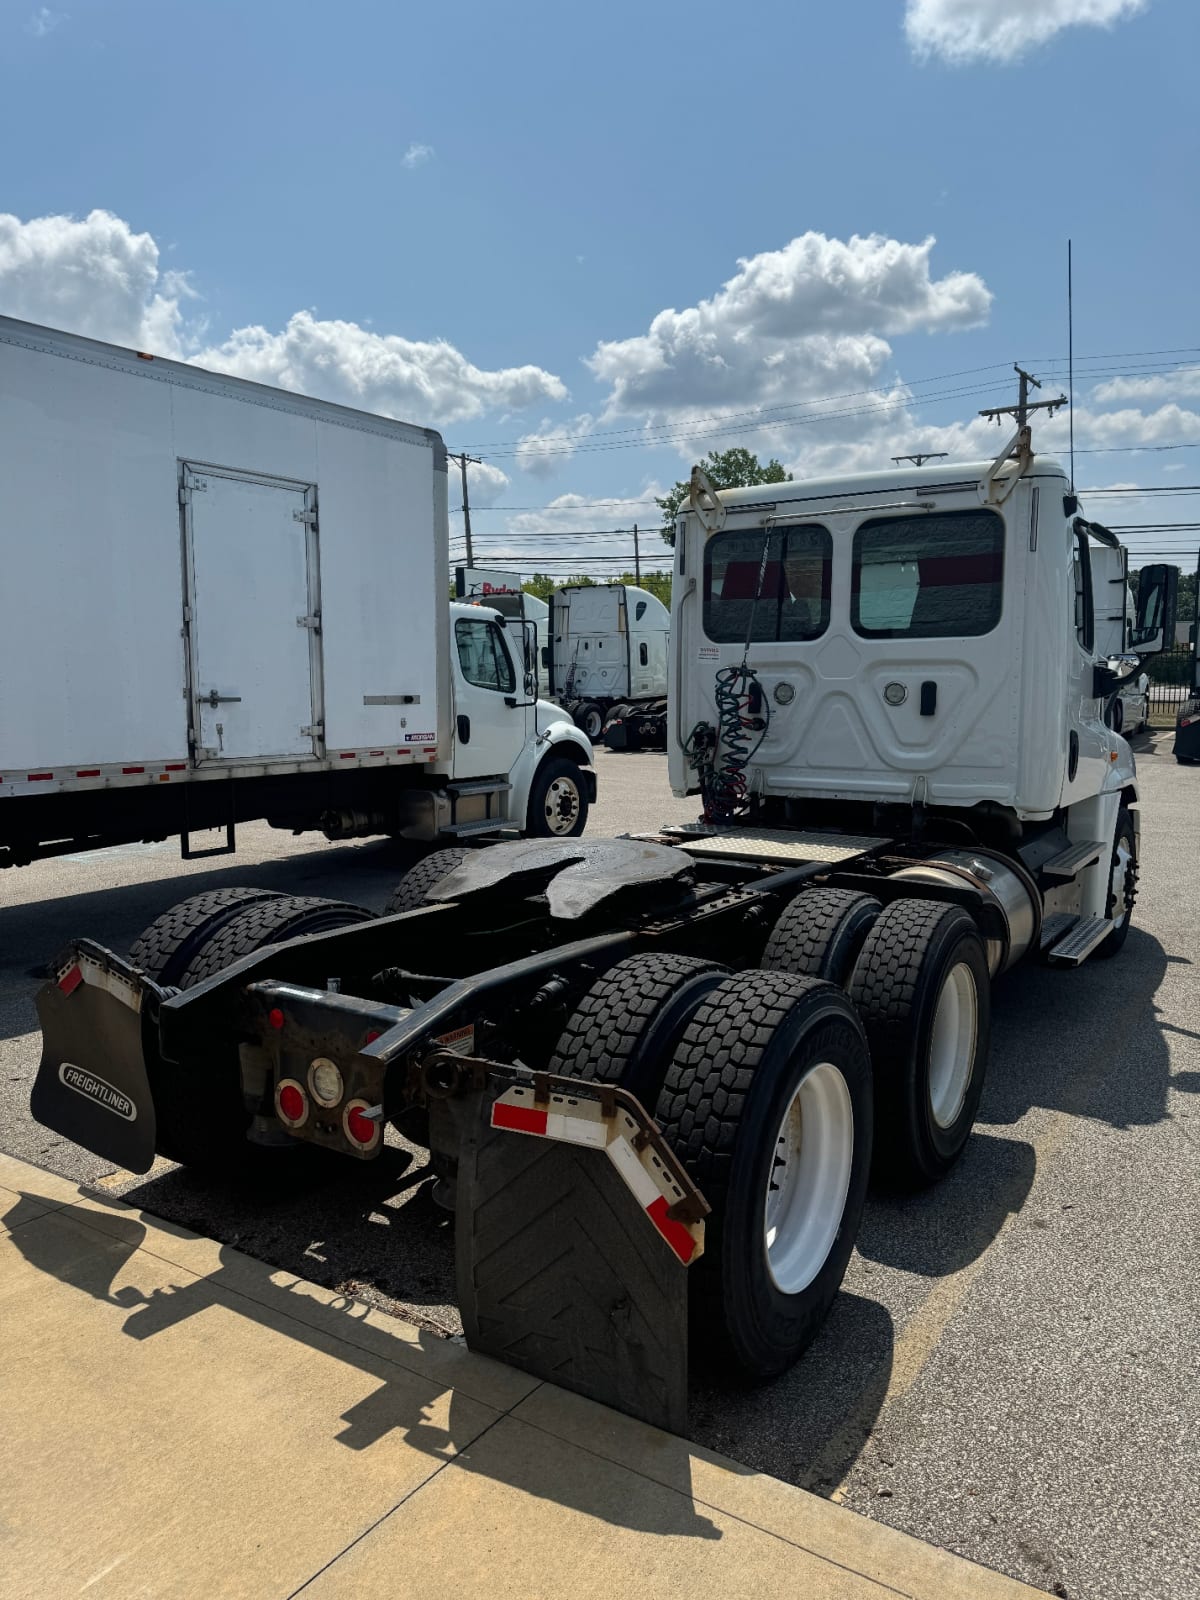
left=1110, top=838, right=1134, bottom=929
left=764, top=1061, right=854, bottom=1296
left=543, top=775, right=580, bottom=835
left=928, top=962, right=978, bottom=1129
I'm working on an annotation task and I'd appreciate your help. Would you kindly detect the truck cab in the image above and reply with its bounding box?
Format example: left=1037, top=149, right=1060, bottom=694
left=670, top=448, right=1176, bottom=951
left=550, top=583, right=670, bottom=741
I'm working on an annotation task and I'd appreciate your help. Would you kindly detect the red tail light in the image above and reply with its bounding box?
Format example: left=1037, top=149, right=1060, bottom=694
left=276, top=1079, right=308, bottom=1128
left=343, top=1098, right=382, bottom=1152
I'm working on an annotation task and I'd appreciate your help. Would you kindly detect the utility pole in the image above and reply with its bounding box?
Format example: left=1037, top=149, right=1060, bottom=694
left=633, top=523, right=641, bottom=585
left=891, top=452, right=949, bottom=467
left=978, top=364, right=1068, bottom=430
left=447, top=451, right=482, bottom=566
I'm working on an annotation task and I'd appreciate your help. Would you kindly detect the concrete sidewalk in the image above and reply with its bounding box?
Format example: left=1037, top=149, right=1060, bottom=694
left=0, top=1151, right=1040, bottom=1600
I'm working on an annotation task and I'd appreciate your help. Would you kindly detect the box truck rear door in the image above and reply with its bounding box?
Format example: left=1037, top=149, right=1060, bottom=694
left=184, top=465, right=321, bottom=763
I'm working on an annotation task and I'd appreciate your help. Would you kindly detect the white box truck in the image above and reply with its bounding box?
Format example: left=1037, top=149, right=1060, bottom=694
left=0, top=317, right=594, bottom=868
left=549, top=582, right=670, bottom=747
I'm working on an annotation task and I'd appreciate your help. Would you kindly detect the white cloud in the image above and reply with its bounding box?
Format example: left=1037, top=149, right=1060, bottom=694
left=401, top=142, right=434, bottom=169
left=0, top=209, right=190, bottom=353
left=1090, top=366, right=1200, bottom=406
left=587, top=232, right=990, bottom=424
left=515, top=414, right=596, bottom=477
left=0, top=208, right=566, bottom=428
left=905, top=0, right=1147, bottom=64
left=451, top=458, right=510, bottom=508
left=195, top=312, right=566, bottom=426
left=26, top=7, right=66, bottom=36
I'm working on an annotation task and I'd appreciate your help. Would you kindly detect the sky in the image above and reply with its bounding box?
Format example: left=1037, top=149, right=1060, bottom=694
left=1, top=0, right=1197, bottom=580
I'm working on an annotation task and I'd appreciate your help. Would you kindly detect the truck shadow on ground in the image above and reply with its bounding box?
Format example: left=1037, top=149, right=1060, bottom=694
left=2, top=1187, right=725, bottom=1542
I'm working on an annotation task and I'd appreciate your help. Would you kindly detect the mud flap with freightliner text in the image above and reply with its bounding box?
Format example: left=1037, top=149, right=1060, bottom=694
left=31, top=941, right=159, bottom=1174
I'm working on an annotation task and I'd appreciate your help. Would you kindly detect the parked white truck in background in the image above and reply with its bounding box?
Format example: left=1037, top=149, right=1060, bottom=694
left=455, top=567, right=551, bottom=699
left=0, top=316, right=594, bottom=869
left=549, top=581, right=670, bottom=747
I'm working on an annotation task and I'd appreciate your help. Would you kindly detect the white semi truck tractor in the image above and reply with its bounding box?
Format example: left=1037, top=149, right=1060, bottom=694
left=31, top=431, right=1179, bottom=1430
left=549, top=581, right=670, bottom=747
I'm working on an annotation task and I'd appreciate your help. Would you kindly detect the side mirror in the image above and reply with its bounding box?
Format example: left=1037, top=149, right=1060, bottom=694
left=1131, top=564, right=1178, bottom=655
left=525, top=671, right=536, bottom=698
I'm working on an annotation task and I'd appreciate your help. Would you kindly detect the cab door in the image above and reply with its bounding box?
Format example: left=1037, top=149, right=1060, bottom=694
left=450, top=614, right=528, bottom=779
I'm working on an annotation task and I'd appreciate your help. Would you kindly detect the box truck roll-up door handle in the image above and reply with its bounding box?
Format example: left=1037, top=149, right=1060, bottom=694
left=204, top=690, right=242, bottom=707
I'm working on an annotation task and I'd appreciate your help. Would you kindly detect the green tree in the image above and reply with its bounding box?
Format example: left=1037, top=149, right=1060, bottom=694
left=657, top=447, right=792, bottom=544
left=521, top=573, right=597, bottom=601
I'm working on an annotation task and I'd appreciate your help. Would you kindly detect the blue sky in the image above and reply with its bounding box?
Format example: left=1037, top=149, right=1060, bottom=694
left=2, top=0, right=1197, bottom=577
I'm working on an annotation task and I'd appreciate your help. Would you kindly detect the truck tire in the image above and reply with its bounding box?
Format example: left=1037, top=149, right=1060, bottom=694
left=526, top=755, right=589, bottom=837
left=762, top=889, right=882, bottom=989
left=574, top=701, right=604, bottom=741
left=849, top=898, right=990, bottom=1188
left=129, top=887, right=285, bottom=987
left=1094, top=807, right=1137, bottom=960
left=178, top=894, right=375, bottom=989
left=548, top=952, right=728, bottom=1110
left=385, top=848, right=471, bottom=915
left=1110, top=697, right=1125, bottom=735
left=147, top=894, right=375, bottom=1169
left=655, top=972, right=872, bottom=1379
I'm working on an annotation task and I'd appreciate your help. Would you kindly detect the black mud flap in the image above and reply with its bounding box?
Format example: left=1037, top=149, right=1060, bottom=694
left=445, top=1072, right=705, bottom=1434
left=30, top=941, right=158, bottom=1173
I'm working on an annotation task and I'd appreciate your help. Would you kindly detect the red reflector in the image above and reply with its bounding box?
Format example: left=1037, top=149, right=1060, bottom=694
left=267, top=1007, right=285, bottom=1030
left=491, top=1101, right=549, bottom=1136
left=136, top=351, right=154, bottom=360
left=58, top=964, right=84, bottom=996
left=346, top=1105, right=377, bottom=1145
left=278, top=1083, right=306, bottom=1122
left=29, top=773, right=53, bottom=782
left=365, top=1029, right=382, bottom=1044
left=165, top=763, right=186, bottom=771
left=76, top=769, right=100, bottom=778
left=122, top=766, right=145, bottom=775
left=646, top=1194, right=697, bottom=1264
left=339, top=752, right=356, bottom=760
left=369, top=750, right=384, bottom=758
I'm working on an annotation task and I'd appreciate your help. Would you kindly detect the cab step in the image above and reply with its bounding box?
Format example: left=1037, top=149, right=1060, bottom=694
left=441, top=818, right=520, bottom=839
left=1038, top=911, right=1079, bottom=949
left=1045, top=915, right=1113, bottom=966
left=1041, top=840, right=1105, bottom=881
left=446, top=779, right=512, bottom=798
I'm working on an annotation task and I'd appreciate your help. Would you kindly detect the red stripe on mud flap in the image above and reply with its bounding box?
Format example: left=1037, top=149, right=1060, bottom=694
left=491, top=1101, right=549, bottom=1136
left=646, top=1194, right=696, bottom=1264
left=58, top=965, right=83, bottom=996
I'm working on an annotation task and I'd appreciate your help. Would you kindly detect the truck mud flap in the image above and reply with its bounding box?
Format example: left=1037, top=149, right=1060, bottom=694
left=444, top=1072, right=705, bottom=1435
left=30, top=942, right=158, bottom=1174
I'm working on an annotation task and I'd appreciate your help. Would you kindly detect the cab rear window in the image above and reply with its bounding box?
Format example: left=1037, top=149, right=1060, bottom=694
left=703, top=525, right=832, bottom=643
left=851, top=510, right=1004, bottom=639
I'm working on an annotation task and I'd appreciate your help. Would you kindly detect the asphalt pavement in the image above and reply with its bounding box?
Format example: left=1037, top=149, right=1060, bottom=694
left=1, top=739, right=1197, bottom=1600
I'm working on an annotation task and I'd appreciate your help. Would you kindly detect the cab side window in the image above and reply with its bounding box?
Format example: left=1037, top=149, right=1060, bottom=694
left=455, top=618, right=515, bottom=693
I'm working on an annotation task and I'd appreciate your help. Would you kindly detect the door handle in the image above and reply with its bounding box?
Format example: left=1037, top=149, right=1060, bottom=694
left=205, top=690, right=243, bottom=707
left=457, top=714, right=470, bottom=744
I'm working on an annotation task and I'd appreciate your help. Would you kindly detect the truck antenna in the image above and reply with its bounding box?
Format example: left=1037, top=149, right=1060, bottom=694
left=1067, top=239, right=1075, bottom=493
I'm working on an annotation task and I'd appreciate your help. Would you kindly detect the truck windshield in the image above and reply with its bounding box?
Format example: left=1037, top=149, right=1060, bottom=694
left=703, top=525, right=832, bottom=643
left=851, top=509, right=1004, bottom=639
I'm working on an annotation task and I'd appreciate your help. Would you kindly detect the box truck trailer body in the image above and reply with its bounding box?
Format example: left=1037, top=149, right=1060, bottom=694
left=0, top=317, right=593, bottom=865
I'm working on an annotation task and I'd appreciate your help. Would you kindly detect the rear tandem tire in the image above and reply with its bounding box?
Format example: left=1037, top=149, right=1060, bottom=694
left=128, top=886, right=285, bottom=987
left=655, top=971, right=873, bottom=1380
left=849, top=897, right=990, bottom=1189
left=761, top=888, right=882, bottom=989
left=148, top=893, right=374, bottom=1169
left=548, top=952, right=729, bottom=1111
left=385, top=848, right=471, bottom=915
